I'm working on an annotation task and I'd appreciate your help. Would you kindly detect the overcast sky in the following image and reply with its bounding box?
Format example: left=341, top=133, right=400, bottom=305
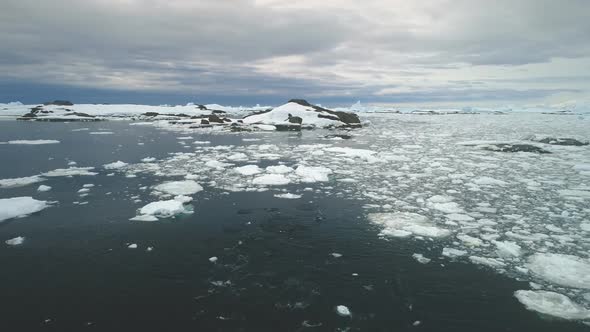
left=1, top=0, right=589, bottom=106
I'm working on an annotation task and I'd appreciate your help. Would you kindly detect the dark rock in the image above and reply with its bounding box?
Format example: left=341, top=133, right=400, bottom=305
left=43, top=100, right=73, bottom=106
left=483, top=144, right=551, bottom=154
left=223, top=118, right=232, bottom=123
left=288, top=99, right=360, bottom=125
left=275, top=124, right=302, bottom=131
left=208, top=114, right=224, bottom=123
left=70, top=112, right=94, bottom=118
left=201, top=119, right=210, bottom=125
left=287, top=114, right=303, bottom=124
left=212, top=110, right=226, bottom=114
left=536, top=138, right=589, bottom=146
left=143, top=112, right=160, bottom=117
left=30, top=105, right=43, bottom=113
left=197, top=104, right=207, bottom=110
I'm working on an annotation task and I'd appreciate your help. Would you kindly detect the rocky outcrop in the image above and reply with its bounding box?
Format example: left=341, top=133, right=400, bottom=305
left=483, top=144, right=551, bottom=154
left=535, top=137, right=589, bottom=146
left=288, top=99, right=361, bottom=126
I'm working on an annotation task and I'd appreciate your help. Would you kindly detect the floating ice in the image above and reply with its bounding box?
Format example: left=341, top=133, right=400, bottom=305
left=43, top=167, right=97, bottom=177
left=5, top=236, right=25, bottom=246
left=412, top=253, right=431, bottom=264
left=128, top=243, right=138, bottom=249
left=473, top=177, right=508, bottom=186
left=153, top=180, right=203, bottom=195
left=335, top=305, right=351, bottom=317
left=515, top=290, right=590, bottom=320
left=141, top=157, right=157, bottom=162
left=137, top=200, right=192, bottom=219
left=5, top=140, right=60, bottom=145
left=494, top=240, right=522, bottom=257
left=209, top=256, right=218, bottom=263
left=295, top=165, right=332, bottom=183
left=274, top=193, right=302, bottom=199
left=252, top=174, right=290, bottom=186
left=37, top=185, right=52, bottom=192
left=266, top=165, right=294, bottom=174
left=103, top=161, right=128, bottom=169
left=442, top=248, right=467, bottom=258
left=369, top=212, right=451, bottom=238
left=469, top=256, right=506, bottom=268
left=0, top=197, right=49, bottom=222
left=234, top=165, right=262, bottom=176
left=331, top=253, right=343, bottom=258
left=89, top=131, right=113, bottom=135
left=0, top=175, right=45, bottom=188
left=526, top=253, right=590, bottom=289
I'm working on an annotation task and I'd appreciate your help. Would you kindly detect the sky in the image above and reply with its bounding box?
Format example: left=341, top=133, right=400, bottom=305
left=1, top=0, right=589, bottom=107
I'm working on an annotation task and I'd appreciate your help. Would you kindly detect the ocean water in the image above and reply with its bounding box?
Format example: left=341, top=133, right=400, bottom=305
left=0, top=116, right=589, bottom=331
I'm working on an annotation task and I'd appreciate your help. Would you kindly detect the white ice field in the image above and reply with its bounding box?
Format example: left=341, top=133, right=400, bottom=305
left=1, top=108, right=589, bottom=321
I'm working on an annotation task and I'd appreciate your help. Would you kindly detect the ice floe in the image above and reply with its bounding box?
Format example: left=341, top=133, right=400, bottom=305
left=153, top=180, right=203, bottom=195
left=0, top=197, right=49, bottom=222
left=0, top=175, right=45, bottom=188
left=103, top=161, right=128, bottom=169
left=526, top=253, right=590, bottom=289
left=5, top=236, right=25, bottom=246
left=368, top=212, right=451, bottom=238
left=515, top=290, right=590, bottom=320
left=136, top=200, right=193, bottom=219
left=3, top=139, right=60, bottom=145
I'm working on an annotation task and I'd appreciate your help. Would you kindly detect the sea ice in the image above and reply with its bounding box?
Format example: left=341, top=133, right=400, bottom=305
left=369, top=212, right=451, bottom=238
left=138, top=200, right=192, bottom=219
left=43, top=167, right=97, bottom=177
left=412, top=253, right=431, bottom=264
left=234, top=165, right=262, bottom=176
left=153, top=180, right=203, bottom=195
left=0, top=175, right=45, bottom=188
left=0, top=197, right=49, bottom=222
left=274, top=193, right=302, bottom=199
left=526, top=253, right=590, bottom=289
left=103, top=161, right=128, bottom=169
left=5, top=139, right=60, bottom=145
left=5, top=236, right=25, bottom=246
left=335, top=305, right=351, bottom=317
left=515, top=290, right=590, bottom=320
left=252, top=174, right=290, bottom=186
left=37, top=185, right=52, bottom=192
left=295, top=165, right=332, bottom=183
left=266, top=165, right=294, bottom=174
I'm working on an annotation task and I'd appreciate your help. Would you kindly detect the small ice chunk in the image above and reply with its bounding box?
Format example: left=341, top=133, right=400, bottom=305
left=209, top=256, right=218, bottom=263
left=412, top=253, right=431, bottom=264
left=129, top=215, right=159, bottom=221
left=335, top=305, right=351, bottom=317
left=141, top=157, right=157, bottom=162
left=331, top=253, right=343, bottom=258
left=37, top=185, right=52, bottom=192
left=138, top=200, right=192, bottom=219
left=103, top=161, right=128, bottom=169
left=494, top=240, right=522, bottom=257
left=5, top=236, right=25, bottom=246
left=442, top=247, right=467, bottom=258
left=0, top=175, right=45, bottom=188
left=469, top=256, right=506, bottom=268
left=274, top=193, right=302, bottom=199
left=6, top=139, right=60, bottom=145
left=473, top=177, right=507, bottom=186
left=266, top=165, right=294, bottom=174
left=295, top=165, right=332, bottom=183
left=234, top=165, right=262, bottom=176
left=369, top=212, right=451, bottom=238
left=515, top=290, right=590, bottom=320
left=154, top=180, right=203, bottom=195
left=252, top=174, right=290, bottom=186
left=128, top=243, right=138, bottom=249
left=0, top=197, right=49, bottom=222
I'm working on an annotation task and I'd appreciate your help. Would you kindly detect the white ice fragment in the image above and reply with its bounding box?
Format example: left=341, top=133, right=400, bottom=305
left=209, top=256, right=218, bottom=263
left=369, top=212, right=451, bottom=238
left=274, top=193, right=302, bottom=199
left=5, top=236, right=25, bottom=246
left=515, top=290, right=590, bottom=320
left=494, top=241, right=522, bottom=257
left=0, top=175, right=45, bottom=188
left=37, top=185, right=52, bottom=192
left=412, top=253, right=431, bottom=264
left=234, top=165, right=262, bottom=176
left=266, top=165, right=294, bottom=174
left=295, top=165, right=332, bottom=183
left=103, top=161, right=128, bottom=169
left=331, top=253, right=343, bottom=258
left=43, top=167, right=97, bottom=177
left=141, top=157, right=157, bottom=162
left=526, top=253, right=590, bottom=289
left=252, top=174, right=290, bottom=186
left=138, top=200, right=192, bottom=219
left=469, top=256, right=506, bottom=268
left=0, top=197, right=49, bottom=222
left=335, top=305, right=351, bottom=317
left=154, top=180, right=203, bottom=195
left=6, top=140, right=60, bottom=145
left=473, top=177, right=507, bottom=186
left=442, top=247, right=467, bottom=258
left=128, top=243, right=138, bottom=249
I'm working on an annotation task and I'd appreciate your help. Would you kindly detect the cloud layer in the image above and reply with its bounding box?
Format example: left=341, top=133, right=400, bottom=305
left=1, top=0, right=589, bottom=105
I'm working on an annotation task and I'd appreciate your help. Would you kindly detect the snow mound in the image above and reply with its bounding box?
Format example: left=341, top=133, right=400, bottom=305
left=515, top=290, right=590, bottom=320
left=138, top=200, right=192, bottom=219
left=154, top=180, right=203, bottom=195
left=526, top=253, right=590, bottom=289
left=0, top=197, right=49, bottom=222
left=369, top=212, right=451, bottom=238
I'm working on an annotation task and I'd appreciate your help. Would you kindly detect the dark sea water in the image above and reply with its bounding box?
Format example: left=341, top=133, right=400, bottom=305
left=0, top=120, right=588, bottom=331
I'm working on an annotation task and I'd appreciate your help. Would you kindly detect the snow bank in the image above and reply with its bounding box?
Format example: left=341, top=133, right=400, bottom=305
left=0, top=197, right=49, bottom=222
left=153, top=180, right=203, bottom=195
left=515, top=290, right=590, bottom=320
